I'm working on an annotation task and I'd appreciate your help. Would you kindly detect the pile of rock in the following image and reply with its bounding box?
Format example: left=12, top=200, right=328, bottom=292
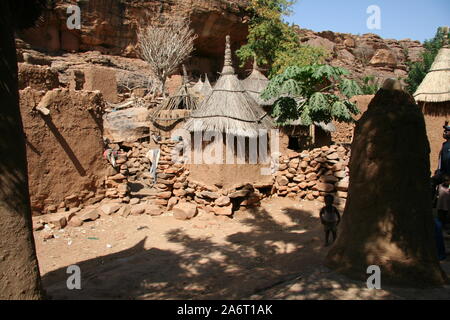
left=103, top=151, right=130, bottom=201
left=274, top=145, right=350, bottom=203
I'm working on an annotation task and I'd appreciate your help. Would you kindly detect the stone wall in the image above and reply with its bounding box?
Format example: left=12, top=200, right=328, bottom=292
left=101, top=138, right=350, bottom=219
left=274, top=145, right=350, bottom=205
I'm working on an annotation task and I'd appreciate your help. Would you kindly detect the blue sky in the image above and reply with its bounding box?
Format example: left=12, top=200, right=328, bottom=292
left=284, top=0, right=450, bottom=43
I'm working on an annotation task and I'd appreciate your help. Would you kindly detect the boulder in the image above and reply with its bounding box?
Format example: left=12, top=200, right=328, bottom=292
left=276, top=176, right=289, bottom=186
left=215, top=196, right=231, bottom=207
left=146, top=204, right=164, bottom=216
left=173, top=203, right=198, bottom=220
left=213, top=204, right=233, bottom=216
left=99, top=203, right=121, bottom=215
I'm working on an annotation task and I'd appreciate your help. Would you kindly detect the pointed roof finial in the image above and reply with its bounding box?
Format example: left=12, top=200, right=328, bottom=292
left=252, top=53, right=259, bottom=71
left=182, top=64, right=189, bottom=85
left=221, top=35, right=235, bottom=75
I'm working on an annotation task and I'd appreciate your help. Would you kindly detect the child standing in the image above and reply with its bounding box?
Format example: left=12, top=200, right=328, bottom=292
left=320, top=194, right=341, bottom=247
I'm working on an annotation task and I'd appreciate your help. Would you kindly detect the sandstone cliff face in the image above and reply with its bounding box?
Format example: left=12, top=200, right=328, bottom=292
left=18, top=0, right=249, bottom=73
left=299, top=29, right=424, bottom=83
left=16, top=1, right=424, bottom=87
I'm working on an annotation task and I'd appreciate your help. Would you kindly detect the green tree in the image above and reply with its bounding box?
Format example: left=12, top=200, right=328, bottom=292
left=236, top=0, right=328, bottom=76
left=358, top=75, right=381, bottom=95
left=261, top=64, right=362, bottom=125
left=405, top=27, right=449, bottom=94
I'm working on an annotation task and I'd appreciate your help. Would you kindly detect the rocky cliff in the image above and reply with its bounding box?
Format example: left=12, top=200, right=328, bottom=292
left=16, top=0, right=424, bottom=87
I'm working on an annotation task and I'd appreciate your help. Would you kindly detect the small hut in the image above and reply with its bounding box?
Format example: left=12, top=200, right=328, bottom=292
left=183, top=35, right=274, bottom=187
left=414, top=46, right=450, bottom=172
left=149, top=65, right=199, bottom=135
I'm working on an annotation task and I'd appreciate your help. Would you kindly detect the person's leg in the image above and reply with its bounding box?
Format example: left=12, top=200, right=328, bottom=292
left=438, top=210, right=447, bottom=227
left=325, top=230, right=330, bottom=246
left=332, top=230, right=337, bottom=242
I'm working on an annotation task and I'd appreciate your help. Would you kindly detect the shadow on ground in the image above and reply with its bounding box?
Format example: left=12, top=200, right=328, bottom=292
left=41, top=203, right=450, bottom=300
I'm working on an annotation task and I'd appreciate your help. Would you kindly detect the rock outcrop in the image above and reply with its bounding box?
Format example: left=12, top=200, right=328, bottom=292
left=15, top=1, right=424, bottom=85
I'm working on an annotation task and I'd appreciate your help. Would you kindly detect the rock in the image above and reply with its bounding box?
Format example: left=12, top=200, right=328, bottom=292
left=79, top=209, right=100, bottom=222
left=157, top=191, right=173, bottom=199
left=228, top=189, right=251, bottom=198
left=276, top=176, right=289, bottom=186
left=64, top=194, right=80, bottom=209
left=131, top=204, right=146, bottom=215
left=213, top=204, right=233, bottom=216
left=337, top=191, right=348, bottom=199
left=335, top=181, right=349, bottom=191
left=99, top=203, right=121, bottom=215
left=167, top=197, right=178, bottom=210
left=369, top=49, right=397, bottom=67
left=129, top=198, right=140, bottom=205
left=334, top=171, right=347, bottom=178
left=344, top=38, right=355, bottom=48
left=68, top=216, right=83, bottom=227
left=173, top=189, right=187, bottom=197
left=154, top=199, right=169, bottom=206
left=42, top=231, right=54, bottom=240
left=200, top=191, right=220, bottom=199
left=215, top=196, right=231, bottom=207
left=49, top=215, right=67, bottom=230
left=33, top=221, right=44, bottom=231
left=110, top=173, right=126, bottom=181
left=146, top=204, right=163, bottom=216
left=118, top=205, right=131, bottom=217
left=306, top=172, right=317, bottom=181
left=173, top=202, right=198, bottom=220
left=326, top=152, right=339, bottom=160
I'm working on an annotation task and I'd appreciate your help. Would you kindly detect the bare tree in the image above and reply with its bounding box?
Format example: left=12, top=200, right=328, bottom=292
left=137, top=17, right=197, bottom=97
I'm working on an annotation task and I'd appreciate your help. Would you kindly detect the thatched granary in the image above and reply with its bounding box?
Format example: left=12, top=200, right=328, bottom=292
left=199, top=74, right=213, bottom=98
left=183, top=35, right=274, bottom=187
left=414, top=46, right=450, bottom=172
left=191, top=76, right=203, bottom=93
left=241, top=59, right=275, bottom=107
left=149, top=65, right=199, bottom=135
left=184, top=36, right=273, bottom=138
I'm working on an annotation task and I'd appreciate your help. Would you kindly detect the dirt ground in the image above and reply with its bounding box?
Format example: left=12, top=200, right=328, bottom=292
left=34, top=197, right=450, bottom=300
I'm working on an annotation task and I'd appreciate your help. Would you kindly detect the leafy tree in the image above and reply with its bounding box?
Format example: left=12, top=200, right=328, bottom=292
left=261, top=64, right=362, bottom=125
left=236, top=0, right=328, bottom=76
left=405, top=27, right=449, bottom=94
left=358, top=75, right=381, bottom=95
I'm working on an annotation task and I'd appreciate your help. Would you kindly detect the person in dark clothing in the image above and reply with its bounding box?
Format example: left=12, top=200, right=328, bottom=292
left=431, top=123, right=450, bottom=202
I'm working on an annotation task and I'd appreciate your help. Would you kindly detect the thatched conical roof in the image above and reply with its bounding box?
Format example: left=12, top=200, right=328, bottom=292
left=241, top=58, right=275, bottom=106
left=199, top=74, right=213, bottom=98
left=150, top=65, right=199, bottom=122
left=184, top=36, right=273, bottom=137
left=190, top=76, right=203, bottom=94
left=414, top=47, right=450, bottom=103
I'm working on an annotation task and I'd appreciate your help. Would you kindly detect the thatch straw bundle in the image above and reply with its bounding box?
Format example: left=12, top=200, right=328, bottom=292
left=414, top=47, right=450, bottom=103
left=149, top=65, right=199, bottom=122
left=184, top=36, right=274, bottom=138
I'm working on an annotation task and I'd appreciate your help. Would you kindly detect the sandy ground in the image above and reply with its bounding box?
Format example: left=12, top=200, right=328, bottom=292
left=34, top=197, right=450, bottom=300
